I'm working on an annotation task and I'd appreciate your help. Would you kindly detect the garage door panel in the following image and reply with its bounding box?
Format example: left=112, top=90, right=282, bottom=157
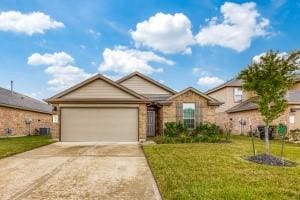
left=61, top=108, right=138, bottom=142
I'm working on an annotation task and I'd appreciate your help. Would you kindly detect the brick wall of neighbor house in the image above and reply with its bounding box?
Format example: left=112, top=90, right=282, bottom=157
left=162, top=90, right=217, bottom=130
left=0, top=106, right=53, bottom=137
left=227, top=105, right=300, bottom=135
left=215, top=112, right=230, bottom=131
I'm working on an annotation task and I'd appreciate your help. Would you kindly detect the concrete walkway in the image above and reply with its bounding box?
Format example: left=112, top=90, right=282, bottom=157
left=0, top=142, right=161, bottom=200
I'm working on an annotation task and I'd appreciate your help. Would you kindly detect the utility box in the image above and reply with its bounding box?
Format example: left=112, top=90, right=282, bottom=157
left=39, top=128, right=50, bottom=136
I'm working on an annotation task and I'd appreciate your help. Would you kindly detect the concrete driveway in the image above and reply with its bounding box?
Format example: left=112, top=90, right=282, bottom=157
left=0, top=142, right=161, bottom=200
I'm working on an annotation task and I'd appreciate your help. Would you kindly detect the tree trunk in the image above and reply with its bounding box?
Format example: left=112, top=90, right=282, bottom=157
left=265, top=124, right=270, bottom=155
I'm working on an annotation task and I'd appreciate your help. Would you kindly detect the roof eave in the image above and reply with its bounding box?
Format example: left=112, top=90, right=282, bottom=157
left=46, top=98, right=151, bottom=104
left=226, top=107, right=258, bottom=113
left=208, top=101, right=224, bottom=106
left=288, top=101, right=300, bottom=105
left=0, top=103, right=52, bottom=114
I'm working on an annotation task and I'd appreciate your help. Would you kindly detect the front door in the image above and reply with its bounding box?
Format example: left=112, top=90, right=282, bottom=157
left=147, top=111, right=156, bottom=136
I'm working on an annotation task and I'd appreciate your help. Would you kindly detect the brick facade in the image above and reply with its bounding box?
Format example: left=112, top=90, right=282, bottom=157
left=226, top=105, right=300, bottom=135
left=211, top=82, right=300, bottom=135
left=0, top=106, right=54, bottom=137
left=161, top=90, right=218, bottom=133
left=139, top=104, right=147, bottom=141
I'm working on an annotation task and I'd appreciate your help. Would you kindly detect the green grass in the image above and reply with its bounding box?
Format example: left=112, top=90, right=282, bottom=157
left=0, top=135, right=55, bottom=159
left=143, top=136, right=300, bottom=200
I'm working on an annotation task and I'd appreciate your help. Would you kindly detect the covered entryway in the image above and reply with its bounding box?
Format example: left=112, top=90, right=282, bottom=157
left=61, top=107, right=138, bottom=142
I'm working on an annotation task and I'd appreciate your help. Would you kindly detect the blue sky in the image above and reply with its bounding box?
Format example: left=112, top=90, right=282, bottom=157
left=0, top=0, right=299, bottom=99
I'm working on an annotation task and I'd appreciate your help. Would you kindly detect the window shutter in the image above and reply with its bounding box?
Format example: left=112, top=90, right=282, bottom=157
left=195, top=101, right=203, bottom=124
left=176, top=102, right=183, bottom=122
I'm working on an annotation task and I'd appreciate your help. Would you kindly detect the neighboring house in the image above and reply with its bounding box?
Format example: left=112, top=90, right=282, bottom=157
left=46, top=72, right=222, bottom=142
left=207, top=77, right=300, bottom=134
left=0, top=86, right=53, bottom=137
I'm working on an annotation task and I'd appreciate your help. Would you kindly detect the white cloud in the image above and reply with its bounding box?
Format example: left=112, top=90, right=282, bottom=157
left=0, top=11, right=64, bottom=35
left=192, top=67, right=210, bottom=76
left=98, top=46, right=175, bottom=75
left=252, top=51, right=300, bottom=66
left=195, top=2, right=270, bottom=52
left=45, top=65, right=92, bottom=91
left=28, top=52, right=92, bottom=91
left=252, top=51, right=288, bottom=63
left=197, top=76, right=224, bottom=87
left=28, top=52, right=74, bottom=66
left=88, top=28, right=101, bottom=39
left=131, top=12, right=195, bottom=54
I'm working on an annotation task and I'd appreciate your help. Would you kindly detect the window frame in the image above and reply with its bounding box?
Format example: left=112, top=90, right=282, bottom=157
left=182, top=103, right=196, bottom=129
left=233, top=87, right=243, bottom=103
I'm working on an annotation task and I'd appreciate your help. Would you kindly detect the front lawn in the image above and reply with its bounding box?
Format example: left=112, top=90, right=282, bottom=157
left=0, top=135, right=55, bottom=159
left=143, top=136, right=300, bottom=200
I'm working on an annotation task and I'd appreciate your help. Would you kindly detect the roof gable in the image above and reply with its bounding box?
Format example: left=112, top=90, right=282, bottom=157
left=117, top=72, right=176, bottom=95
left=46, top=74, right=146, bottom=102
left=168, top=87, right=222, bottom=105
left=206, top=79, right=242, bottom=95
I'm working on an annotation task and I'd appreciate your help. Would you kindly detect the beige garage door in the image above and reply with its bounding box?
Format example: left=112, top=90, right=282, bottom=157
left=61, top=108, right=138, bottom=142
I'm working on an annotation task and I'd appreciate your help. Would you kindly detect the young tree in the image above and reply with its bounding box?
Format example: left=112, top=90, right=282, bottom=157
left=238, top=50, right=300, bottom=155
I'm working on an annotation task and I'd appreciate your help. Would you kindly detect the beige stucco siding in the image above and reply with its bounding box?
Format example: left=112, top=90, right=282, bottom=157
left=290, top=82, right=300, bottom=90
left=120, top=75, right=172, bottom=95
left=209, top=87, right=241, bottom=113
left=61, top=79, right=137, bottom=99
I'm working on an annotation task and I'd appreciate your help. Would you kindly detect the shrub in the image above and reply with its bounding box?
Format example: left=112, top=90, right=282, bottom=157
left=193, top=123, right=221, bottom=137
left=164, top=122, right=177, bottom=137
left=160, top=122, right=221, bottom=143
left=289, top=129, right=300, bottom=141
left=164, top=122, right=188, bottom=137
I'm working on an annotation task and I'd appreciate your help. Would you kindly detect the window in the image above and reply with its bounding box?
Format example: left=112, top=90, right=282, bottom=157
left=183, top=103, right=195, bottom=129
left=234, top=87, right=243, bottom=102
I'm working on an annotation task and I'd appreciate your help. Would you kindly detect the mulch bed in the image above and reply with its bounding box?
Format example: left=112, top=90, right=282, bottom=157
left=244, top=154, right=297, bottom=167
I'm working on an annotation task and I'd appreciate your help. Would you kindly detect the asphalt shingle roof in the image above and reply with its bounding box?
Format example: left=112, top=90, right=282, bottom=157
left=143, top=94, right=173, bottom=101
left=0, top=87, right=52, bottom=114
